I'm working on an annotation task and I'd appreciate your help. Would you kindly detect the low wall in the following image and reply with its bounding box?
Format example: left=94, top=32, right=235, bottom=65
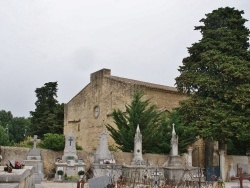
left=0, top=146, right=169, bottom=177
left=1, top=146, right=249, bottom=179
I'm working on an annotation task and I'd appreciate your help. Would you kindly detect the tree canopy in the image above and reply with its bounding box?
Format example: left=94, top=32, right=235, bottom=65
left=106, top=91, right=166, bottom=153
left=175, top=7, right=250, bottom=153
left=0, top=110, right=29, bottom=144
left=30, top=82, right=64, bottom=138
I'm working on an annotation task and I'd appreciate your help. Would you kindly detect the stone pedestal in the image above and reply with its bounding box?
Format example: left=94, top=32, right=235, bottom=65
left=0, top=166, right=35, bottom=188
left=55, top=161, right=86, bottom=178
left=164, top=155, right=185, bottom=183
left=122, top=165, right=163, bottom=184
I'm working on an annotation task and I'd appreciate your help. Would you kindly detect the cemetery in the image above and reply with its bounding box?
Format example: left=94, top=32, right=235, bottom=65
left=0, top=125, right=249, bottom=188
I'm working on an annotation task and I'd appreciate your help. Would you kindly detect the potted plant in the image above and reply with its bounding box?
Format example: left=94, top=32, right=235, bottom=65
left=57, top=170, right=64, bottom=180
left=78, top=170, right=85, bottom=179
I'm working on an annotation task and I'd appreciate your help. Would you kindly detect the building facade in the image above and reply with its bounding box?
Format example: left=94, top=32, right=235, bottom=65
left=64, top=69, right=187, bottom=151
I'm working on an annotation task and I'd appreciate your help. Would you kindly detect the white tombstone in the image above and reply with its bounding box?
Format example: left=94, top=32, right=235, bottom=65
left=131, top=124, right=145, bottom=165
left=228, top=162, right=236, bottom=181
left=219, top=150, right=226, bottom=181
left=55, top=131, right=86, bottom=180
left=170, top=124, right=178, bottom=156
left=95, top=128, right=114, bottom=164
left=62, top=131, right=78, bottom=162
left=187, top=147, right=193, bottom=167
left=24, top=135, right=44, bottom=186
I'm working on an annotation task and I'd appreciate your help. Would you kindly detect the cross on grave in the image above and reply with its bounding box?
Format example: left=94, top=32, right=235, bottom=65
left=68, top=137, right=73, bottom=146
left=151, top=168, right=162, bottom=187
left=231, top=167, right=250, bottom=188
left=30, top=135, right=41, bottom=149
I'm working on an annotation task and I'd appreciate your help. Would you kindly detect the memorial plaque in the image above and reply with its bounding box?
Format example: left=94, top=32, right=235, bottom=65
left=206, top=166, right=220, bottom=181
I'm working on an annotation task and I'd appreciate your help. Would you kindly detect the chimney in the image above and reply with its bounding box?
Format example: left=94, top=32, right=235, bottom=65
left=90, top=68, right=111, bottom=82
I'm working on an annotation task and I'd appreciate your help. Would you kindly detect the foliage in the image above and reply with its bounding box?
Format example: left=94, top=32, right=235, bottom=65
left=106, top=90, right=166, bottom=153
left=78, top=170, right=85, bottom=175
left=29, top=82, right=64, bottom=138
left=13, top=136, right=33, bottom=148
left=175, top=7, right=250, bottom=154
left=158, top=110, right=198, bottom=154
left=39, top=133, right=65, bottom=151
left=57, top=170, right=64, bottom=175
left=76, top=143, right=83, bottom=150
left=0, top=110, right=29, bottom=144
left=0, top=125, right=10, bottom=146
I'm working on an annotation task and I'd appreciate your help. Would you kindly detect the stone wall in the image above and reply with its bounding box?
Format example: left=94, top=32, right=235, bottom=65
left=64, top=69, right=187, bottom=151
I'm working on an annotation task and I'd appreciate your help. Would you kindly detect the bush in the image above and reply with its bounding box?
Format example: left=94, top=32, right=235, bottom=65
left=57, top=170, right=64, bottom=175
left=40, top=133, right=65, bottom=151
left=13, top=136, right=33, bottom=148
left=78, top=170, right=85, bottom=176
left=0, top=126, right=10, bottom=146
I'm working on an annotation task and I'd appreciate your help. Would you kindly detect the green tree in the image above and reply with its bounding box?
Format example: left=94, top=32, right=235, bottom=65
left=175, top=7, right=250, bottom=154
left=0, top=125, right=10, bottom=146
left=39, top=133, right=65, bottom=151
left=30, top=82, right=64, bottom=138
left=9, top=117, right=30, bottom=143
left=0, top=110, right=29, bottom=144
left=159, top=110, right=198, bottom=154
left=106, top=91, right=166, bottom=153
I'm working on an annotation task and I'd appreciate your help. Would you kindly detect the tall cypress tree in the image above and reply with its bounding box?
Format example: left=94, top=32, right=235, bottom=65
left=30, top=82, right=64, bottom=138
left=175, top=7, right=250, bottom=154
left=106, top=90, right=166, bottom=153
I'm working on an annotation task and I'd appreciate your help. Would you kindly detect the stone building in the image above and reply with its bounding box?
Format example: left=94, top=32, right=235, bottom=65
left=64, top=68, right=187, bottom=151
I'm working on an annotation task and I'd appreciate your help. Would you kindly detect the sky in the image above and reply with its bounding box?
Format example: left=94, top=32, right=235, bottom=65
left=0, top=0, right=250, bottom=118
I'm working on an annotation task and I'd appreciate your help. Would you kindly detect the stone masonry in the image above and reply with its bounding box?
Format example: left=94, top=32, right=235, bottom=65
left=64, top=68, right=187, bottom=151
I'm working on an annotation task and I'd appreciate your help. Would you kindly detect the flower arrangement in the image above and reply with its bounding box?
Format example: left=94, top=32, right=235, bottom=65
left=78, top=170, right=85, bottom=176
left=57, top=170, right=64, bottom=176
left=15, top=161, right=25, bottom=169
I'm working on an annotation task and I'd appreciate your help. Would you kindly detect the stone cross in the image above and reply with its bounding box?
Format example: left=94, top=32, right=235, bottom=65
left=30, top=135, right=40, bottom=149
left=68, top=137, right=73, bottom=146
left=231, top=167, right=250, bottom=188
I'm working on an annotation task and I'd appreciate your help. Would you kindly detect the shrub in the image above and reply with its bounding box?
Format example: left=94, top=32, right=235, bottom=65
left=40, top=133, right=65, bottom=151
left=57, top=170, right=64, bottom=175
left=78, top=170, right=85, bottom=176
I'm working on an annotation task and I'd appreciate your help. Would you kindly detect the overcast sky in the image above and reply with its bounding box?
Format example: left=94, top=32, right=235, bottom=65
left=0, top=0, right=249, bottom=118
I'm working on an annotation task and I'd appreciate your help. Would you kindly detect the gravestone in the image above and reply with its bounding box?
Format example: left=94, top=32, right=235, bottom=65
left=88, top=175, right=112, bottom=188
left=55, top=131, right=85, bottom=180
left=91, top=128, right=122, bottom=181
left=237, top=164, right=249, bottom=176
left=0, top=166, right=36, bottom=188
left=62, top=131, right=78, bottom=161
left=24, top=135, right=43, bottom=188
left=131, top=125, right=146, bottom=166
left=163, top=124, right=185, bottom=183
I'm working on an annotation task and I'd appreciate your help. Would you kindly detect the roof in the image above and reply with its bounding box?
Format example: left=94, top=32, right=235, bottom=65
left=105, top=75, right=178, bottom=93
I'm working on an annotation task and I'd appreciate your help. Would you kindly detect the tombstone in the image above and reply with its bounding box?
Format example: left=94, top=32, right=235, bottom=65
left=88, top=175, right=113, bottom=188
left=228, top=162, right=236, bottom=181
left=237, top=164, right=249, bottom=176
left=163, top=124, right=185, bottom=183
left=55, top=131, right=85, bottom=181
left=23, top=135, right=43, bottom=188
left=62, top=131, right=78, bottom=161
left=90, top=128, right=122, bottom=181
left=122, top=124, right=156, bottom=185
left=0, top=166, right=36, bottom=188
left=131, top=125, right=146, bottom=166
